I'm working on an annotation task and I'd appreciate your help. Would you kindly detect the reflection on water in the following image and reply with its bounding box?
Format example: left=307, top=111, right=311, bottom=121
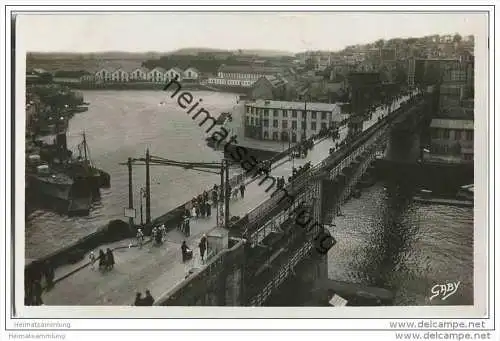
left=327, top=183, right=473, bottom=306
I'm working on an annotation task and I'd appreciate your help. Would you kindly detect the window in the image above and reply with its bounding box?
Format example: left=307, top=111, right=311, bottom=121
left=246, top=106, right=251, bottom=114
left=246, top=116, right=250, bottom=125
left=263, top=119, right=269, bottom=127
left=292, top=110, right=297, bottom=118
left=263, top=131, right=269, bottom=140
left=466, top=130, right=473, bottom=141
left=443, top=129, right=450, bottom=139
left=321, top=112, right=327, bottom=120
left=251, top=117, right=254, bottom=125
left=282, top=121, right=288, bottom=129
left=454, top=130, right=461, bottom=140
left=321, top=122, right=327, bottom=129
left=311, top=122, right=317, bottom=130
left=282, top=110, right=288, bottom=117
left=264, top=109, right=269, bottom=117
left=273, top=120, right=278, bottom=128
left=464, top=153, right=473, bottom=161
left=311, top=111, right=317, bottom=119
left=292, top=121, right=297, bottom=129
left=273, top=110, right=278, bottom=117
left=272, top=132, right=278, bottom=140
left=291, top=133, right=297, bottom=143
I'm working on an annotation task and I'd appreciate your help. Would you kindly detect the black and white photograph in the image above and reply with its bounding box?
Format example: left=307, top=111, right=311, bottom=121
left=5, top=6, right=493, bottom=331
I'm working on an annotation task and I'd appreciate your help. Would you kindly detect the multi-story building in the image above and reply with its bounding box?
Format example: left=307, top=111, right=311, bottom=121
left=111, top=68, right=130, bottom=82
left=427, top=118, right=474, bottom=164
left=207, top=64, right=285, bottom=88
left=183, top=67, right=200, bottom=80
left=129, top=67, right=149, bottom=81
left=95, top=68, right=113, bottom=82
left=243, top=100, right=343, bottom=142
left=147, top=67, right=166, bottom=83
left=165, top=67, right=183, bottom=82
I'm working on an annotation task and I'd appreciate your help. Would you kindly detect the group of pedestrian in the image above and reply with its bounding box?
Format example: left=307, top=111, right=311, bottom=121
left=185, top=191, right=212, bottom=220
left=180, top=234, right=208, bottom=263
left=89, top=248, right=115, bottom=272
left=290, top=162, right=312, bottom=182
left=134, top=290, right=155, bottom=306
left=151, top=224, right=167, bottom=245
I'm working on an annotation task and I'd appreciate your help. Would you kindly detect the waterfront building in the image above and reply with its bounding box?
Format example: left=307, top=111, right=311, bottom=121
left=129, top=67, right=149, bottom=81
left=165, top=67, right=184, bottom=82
left=147, top=67, right=166, bottom=83
left=183, top=67, right=200, bottom=80
left=243, top=99, right=343, bottom=142
left=95, top=68, right=113, bottom=82
left=207, top=64, right=285, bottom=88
left=111, top=68, right=130, bottom=82
left=426, top=118, right=474, bottom=164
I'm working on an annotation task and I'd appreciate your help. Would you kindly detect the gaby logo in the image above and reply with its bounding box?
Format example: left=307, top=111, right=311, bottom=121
left=430, top=281, right=461, bottom=301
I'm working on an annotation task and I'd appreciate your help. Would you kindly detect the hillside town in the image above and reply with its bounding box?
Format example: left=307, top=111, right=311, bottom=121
left=27, top=33, right=475, bottom=165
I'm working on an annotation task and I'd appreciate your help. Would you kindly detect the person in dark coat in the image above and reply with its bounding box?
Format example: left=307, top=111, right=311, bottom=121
left=143, top=290, right=154, bottom=306
left=212, top=190, right=218, bottom=207
left=32, top=280, right=43, bottom=305
left=200, top=200, right=205, bottom=217
left=206, top=201, right=211, bottom=217
left=105, top=248, right=115, bottom=270
left=134, top=292, right=144, bottom=306
left=98, top=249, right=106, bottom=270
left=199, top=235, right=207, bottom=262
left=239, top=183, right=246, bottom=198
left=181, top=241, right=192, bottom=262
left=44, top=261, right=55, bottom=290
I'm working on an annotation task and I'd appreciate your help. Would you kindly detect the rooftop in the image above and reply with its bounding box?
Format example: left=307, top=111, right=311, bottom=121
left=246, top=99, right=339, bottom=112
left=218, top=64, right=284, bottom=75
left=430, top=118, right=474, bottom=130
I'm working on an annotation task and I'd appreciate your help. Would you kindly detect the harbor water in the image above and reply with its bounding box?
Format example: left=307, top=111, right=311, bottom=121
left=26, top=90, right=473, bottom=305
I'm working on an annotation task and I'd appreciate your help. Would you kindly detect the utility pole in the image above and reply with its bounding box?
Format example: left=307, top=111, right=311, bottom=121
left=145, top=148, right=151, bottom=224
left=224, top=159, right=230, bottom=229
left=219, top=161, right=224, bottom=228
left=127, top=157, right=134, bottom=230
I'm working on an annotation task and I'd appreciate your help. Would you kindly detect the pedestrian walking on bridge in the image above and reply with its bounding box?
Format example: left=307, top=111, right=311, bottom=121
left=239, top=183, right=246, bottom=198
left=199, top=234, right=208, bottom=262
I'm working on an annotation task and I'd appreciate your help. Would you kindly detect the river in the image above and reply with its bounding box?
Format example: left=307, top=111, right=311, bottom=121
left=25, top=90, right=473, bottom=305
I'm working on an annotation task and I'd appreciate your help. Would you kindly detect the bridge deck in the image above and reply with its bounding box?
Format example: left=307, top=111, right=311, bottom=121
left=42, top=95, right=412, bottom=305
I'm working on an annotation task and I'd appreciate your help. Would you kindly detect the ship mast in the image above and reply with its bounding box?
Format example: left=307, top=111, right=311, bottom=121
left=83, top=131, right=88, bottom=161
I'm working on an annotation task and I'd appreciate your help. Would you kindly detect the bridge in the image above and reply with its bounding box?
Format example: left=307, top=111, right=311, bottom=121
left=40, top=86, right=432, bottom=307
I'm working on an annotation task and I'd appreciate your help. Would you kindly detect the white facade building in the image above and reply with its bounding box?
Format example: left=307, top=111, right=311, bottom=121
left=95, top=68, right=112, bottom=82
left=165, top=67, right=183, bottom=81
left=244, top=100, right=342, bottom=142
left=129, top=67, right=149, bottom=81
left=147, top=67, right=166, bottom=83
left=183, top=67, right=200, bottom=80
left=111, top=68, right=130, bottom=82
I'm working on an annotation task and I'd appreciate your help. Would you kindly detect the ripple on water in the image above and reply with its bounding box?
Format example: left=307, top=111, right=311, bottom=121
left=326, top=183, right=473, bottom=305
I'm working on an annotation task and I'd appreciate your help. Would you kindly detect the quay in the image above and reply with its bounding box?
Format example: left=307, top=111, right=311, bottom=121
left=37, top=88, right=428, bottom=306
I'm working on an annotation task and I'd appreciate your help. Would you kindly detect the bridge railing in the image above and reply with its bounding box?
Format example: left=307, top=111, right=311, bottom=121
left=243, top=92, right=426, bottom=240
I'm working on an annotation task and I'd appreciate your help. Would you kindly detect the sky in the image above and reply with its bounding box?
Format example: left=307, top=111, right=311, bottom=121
left=16, top=12, right=487, bottom=53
